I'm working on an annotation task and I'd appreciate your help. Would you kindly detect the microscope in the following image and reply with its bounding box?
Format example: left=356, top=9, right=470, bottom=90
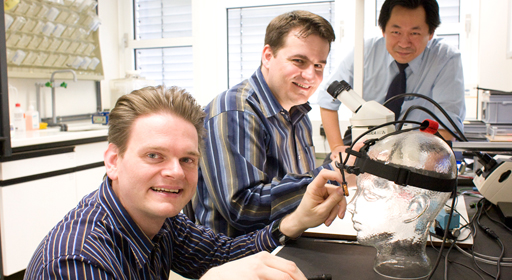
left=326, top=80, right=395, bottom=143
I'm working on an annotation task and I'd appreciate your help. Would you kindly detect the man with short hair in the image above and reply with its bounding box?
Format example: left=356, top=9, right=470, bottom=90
left=24, top=86, right=347, bottom=280
left=317, top=0, right=466, bottom=161
left=192, top=10, right=340, bottom=237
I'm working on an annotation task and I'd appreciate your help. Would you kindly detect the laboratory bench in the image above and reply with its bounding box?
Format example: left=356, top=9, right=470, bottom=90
left=0, top=125, right=108, bottom=278
left=276, top=193, right=512, bottom=279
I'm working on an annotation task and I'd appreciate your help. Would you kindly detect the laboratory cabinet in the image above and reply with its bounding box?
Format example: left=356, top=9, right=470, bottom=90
left=0, top=140, right=107, bottom=277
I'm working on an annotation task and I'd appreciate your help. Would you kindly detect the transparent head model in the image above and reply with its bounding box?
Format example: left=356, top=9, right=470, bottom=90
left=347, top=131, right=456, bottom=279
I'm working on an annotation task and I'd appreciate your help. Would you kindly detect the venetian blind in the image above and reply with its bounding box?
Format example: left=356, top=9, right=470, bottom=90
left=133, top=0, right=193, bottom=92
left=227, top=2, right=336, bottom=89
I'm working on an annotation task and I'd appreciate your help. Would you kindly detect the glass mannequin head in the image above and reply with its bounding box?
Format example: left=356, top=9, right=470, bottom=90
left=347, top=131, right=456, bottom=279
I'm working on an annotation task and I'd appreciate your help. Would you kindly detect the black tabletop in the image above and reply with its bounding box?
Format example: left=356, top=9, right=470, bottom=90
left=277, top=195, right=512, bottom=280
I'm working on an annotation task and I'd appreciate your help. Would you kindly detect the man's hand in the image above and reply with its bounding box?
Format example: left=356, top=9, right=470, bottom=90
left=200, top=252, right=306, bottom=280
left=279, top=169, right=347, bottom=238
left=329, top=145, right=347, bottom=162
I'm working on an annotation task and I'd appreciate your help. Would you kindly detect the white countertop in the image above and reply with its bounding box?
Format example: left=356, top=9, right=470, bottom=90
left=10, top=123, right=108, bottom=148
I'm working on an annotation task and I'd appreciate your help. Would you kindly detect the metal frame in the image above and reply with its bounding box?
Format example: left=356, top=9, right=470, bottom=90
left=0, top=4, right=12, bottom=159
left=0, top=3, right=8, bottom=280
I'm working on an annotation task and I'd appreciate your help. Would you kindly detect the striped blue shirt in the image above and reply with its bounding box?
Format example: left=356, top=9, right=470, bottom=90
left=192, top=68, right=334, bottom=237
left=24, top=178, right=279, bottom=280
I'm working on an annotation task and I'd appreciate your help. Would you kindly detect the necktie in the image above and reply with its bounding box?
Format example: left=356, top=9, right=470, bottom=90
left=385, top=61, right=409, bottom=121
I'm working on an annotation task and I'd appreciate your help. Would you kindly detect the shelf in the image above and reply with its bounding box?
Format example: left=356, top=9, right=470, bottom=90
left=4, top=0, right=104, bottom=80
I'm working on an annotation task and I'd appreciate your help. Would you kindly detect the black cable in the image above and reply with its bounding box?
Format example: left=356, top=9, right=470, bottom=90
left=399, top=105, right=465, bottom=142
left=477, top=200, right=506, bottom=279
left=427, top=186, right=458, bottom=280
left=483, top=204, right=512, bottom=232
left=443, top=239, right=486, bottom=280
left=428, top=233, right=486, bottom=280
left=496, top=238, right=505, bottom=280
left=472, top=199, right=500, bottom=279
left=383, top=93, right=468, bottom=142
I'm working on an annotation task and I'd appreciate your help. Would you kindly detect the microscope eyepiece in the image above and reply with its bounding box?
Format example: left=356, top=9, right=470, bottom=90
left=327, top=80, right=352, bottom=99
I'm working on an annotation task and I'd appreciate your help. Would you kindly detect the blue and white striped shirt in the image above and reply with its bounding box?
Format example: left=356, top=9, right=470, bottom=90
left=192, top=68, right=334, bottom=237
left=25, top=178, right=279, bottom=280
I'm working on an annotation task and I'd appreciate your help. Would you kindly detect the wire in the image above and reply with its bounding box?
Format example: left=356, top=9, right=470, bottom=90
left=444, top=240, right=486, bottom=280
left=470, top=198, right=509, bottom=279
left=496, top=238, right=505, bottom=279
left=383, top=93, right=468, bottom=142
left=428, top=234, right=485, bottom=280
left=454, top=244, right=512, bottom=265
left=349, top=120, right=423, bottom=151
left=472, top=199, right=497, bottom=278
left=343, top=119, right=424, bottom=167
left=399, top=105, right=465, bottom=142
left=483, top=205, right=512, bottom=232
left=427, top=187, right=458, bottom=280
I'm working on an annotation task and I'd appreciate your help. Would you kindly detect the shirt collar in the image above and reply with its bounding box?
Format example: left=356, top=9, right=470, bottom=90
left=386, top=40, right=432, bottom=74
left=99, top=177, right=155, bottom=268
left=250, top=68, right=312, bottom=118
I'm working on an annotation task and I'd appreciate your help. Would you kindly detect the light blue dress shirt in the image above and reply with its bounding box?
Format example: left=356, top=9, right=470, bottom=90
left=317, top=37, right=466, bottom=132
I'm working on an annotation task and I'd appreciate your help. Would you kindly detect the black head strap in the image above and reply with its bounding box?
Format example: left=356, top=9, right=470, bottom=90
left=345, top=139, right=457, bottom=192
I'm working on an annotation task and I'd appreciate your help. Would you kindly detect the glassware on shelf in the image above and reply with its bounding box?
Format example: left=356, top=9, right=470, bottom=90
left=9, top=16, right=27, bottom=32
left=4, top=14, right=14, bottom=30
left=32, top=20, right=46, bottom=34
left=6, top=33, right=21, bottom=47
left=88, top=57, right=99, bottom=70
left=45, top=7, right=61, bottom=22
left=16, top=34, right=33, bottom=48
left=52, top=23, right=66, bottom=37
left=4, top=0, right=103, bottom=78
left=11, top=50, right=27, bottom=65
left=41, top=22, right=56, bottom=36
left=28, top=36, right=44, bottom=50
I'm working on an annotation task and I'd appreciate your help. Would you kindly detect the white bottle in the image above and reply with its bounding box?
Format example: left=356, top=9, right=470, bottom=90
left=13, top=103, right=26, bottom=132
left=25, top=105, right=40, bottom=130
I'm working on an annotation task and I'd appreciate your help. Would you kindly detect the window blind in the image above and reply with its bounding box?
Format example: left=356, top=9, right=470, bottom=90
left=227, top=2, right=336, bottom=89
left=133, top=0, right=193, bottom=93
left=134, top=0, right=192, bottom=39
left=135, top=47, right=194, bottom=92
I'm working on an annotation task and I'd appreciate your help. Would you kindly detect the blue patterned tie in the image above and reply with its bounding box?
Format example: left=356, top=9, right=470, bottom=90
left=385, top=61, right=409, bottom=121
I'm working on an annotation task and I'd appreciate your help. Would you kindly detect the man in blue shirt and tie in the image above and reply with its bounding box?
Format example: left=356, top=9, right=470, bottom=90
left=317, top=0, right=466, bottom=161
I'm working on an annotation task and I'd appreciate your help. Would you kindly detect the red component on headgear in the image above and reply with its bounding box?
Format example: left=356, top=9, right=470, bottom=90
left=420, top=119, right=439, bottom=134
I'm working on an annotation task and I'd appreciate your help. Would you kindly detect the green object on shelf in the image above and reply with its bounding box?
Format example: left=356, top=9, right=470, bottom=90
left=45, top=82, right=52, bottom=87
left=60, top=82, right=68, bottom=88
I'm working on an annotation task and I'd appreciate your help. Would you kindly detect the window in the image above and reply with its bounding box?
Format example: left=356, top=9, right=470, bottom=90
left=135, top=47, right=193, bottom=90
left=227, top=2, right=336, bottom=89
left=131, top=0, right=193, bottom=92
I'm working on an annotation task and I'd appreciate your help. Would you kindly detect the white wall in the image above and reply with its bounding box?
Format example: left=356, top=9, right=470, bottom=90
left=478, top=0, right=512, bottom=91
left=97, top=0, right=120, bottom=109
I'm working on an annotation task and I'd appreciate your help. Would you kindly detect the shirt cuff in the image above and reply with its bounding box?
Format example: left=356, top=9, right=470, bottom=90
left=317, top=89, right=342, bottom=110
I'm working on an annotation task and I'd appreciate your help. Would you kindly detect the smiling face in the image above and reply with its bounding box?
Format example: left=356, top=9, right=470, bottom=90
left=383, top=5, right=433, bottom=64
left=261, top=27, right=330, bottom=111
left=105, top=112, right=200, bottom=237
